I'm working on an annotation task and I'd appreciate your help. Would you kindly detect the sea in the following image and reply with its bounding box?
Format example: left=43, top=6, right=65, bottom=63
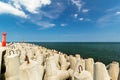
left=29, top=42, right=120, bottom=65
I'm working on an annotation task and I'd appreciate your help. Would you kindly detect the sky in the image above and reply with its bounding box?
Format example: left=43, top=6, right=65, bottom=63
left=0, top=0, right=120, bottom=42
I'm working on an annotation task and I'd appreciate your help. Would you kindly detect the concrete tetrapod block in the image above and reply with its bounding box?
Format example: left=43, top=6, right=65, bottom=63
left=69, top=56, right=93, bottom=80
left=71, top=64, right=93, bottom=80
left=69, top=55, right=76, bottom=70
left=5, top=50, right=20, bottom=80
left=18, top=48, right=26, bottom=64
left=118, top=68, right=120, bottom=80
left=36, top=53, right=44, bottom=65
left=85, top=58, right=94, bottom=77
left=73, top=70, right=93, bottom=80
left=26, top=49, right=34, bottom=59
left=94, top=62, right=110, bottom=80
left=75, top=54, right=81, bottom=59
left=108, top=61, right=119, bottom=80
left=44, top=56, right=59, bottom=80
left=59, top=54, right=70, bottom=70
left=58, top=70, right=69, bottom=80
left=75, top=54, right=85, bottom=69
left=74, top=56, right=85, bottom=73
left=44, top=56, right=69, bottom=80
left=53, top=53, right=59, bottom=65
left=20, top=60, right=43, bottom=80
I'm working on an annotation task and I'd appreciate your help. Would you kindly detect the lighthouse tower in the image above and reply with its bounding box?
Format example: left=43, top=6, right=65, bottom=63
left=1, top=32, right=6, bottom=47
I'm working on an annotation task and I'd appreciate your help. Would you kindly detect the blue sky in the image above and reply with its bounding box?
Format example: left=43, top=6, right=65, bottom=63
left=0, top=0, right=120, bottom=42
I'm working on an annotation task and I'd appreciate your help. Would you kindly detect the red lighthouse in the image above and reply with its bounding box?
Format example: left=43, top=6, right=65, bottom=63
left=2, top=32, right=6, bottom=47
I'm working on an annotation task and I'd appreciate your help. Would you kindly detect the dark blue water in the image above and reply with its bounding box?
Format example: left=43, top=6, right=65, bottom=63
left=29, top=42, right=120, bottom=65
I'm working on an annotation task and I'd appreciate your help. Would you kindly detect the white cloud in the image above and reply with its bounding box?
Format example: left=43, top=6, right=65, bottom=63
left=11, top=0, right=51, bottom=13
left=9, top=0, right=21, bottom=9
left=97, top=7, right=120, bottom=27
left=71, top=0, right=82, bottom=11
left=116, top=11, right=120, bottom=15
left=79, top=17, right=90, bottom=21
left=21, top=0, right=51, bottom=13
left=82, top=9, right=89, bottom=13
left=74, top=14, right=78, bottom=18
left=0, top=0, right=52, bottom=18
left=61, top=24, right=67, bottom=27
left=39, top=2, right=65, bottom=19
left=0, top=1, right=27, bottom=18
left=79, top=18, right=84, bottom=21
left=35, top=21, right=56, bottom=29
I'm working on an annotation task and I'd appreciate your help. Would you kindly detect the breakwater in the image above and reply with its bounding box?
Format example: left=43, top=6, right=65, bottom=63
left=0, top=42, right=120, bottom=80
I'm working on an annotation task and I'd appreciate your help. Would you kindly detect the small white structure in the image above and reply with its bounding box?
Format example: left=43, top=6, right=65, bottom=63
left=85, top=58, right=94, bottom=76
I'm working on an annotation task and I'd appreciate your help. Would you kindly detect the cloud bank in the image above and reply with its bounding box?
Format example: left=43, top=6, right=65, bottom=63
left=0, top=0, right=51, bottom=18
left=0, top=1, right=27, bottom=18
left=13, top=0, right=51, bottom=13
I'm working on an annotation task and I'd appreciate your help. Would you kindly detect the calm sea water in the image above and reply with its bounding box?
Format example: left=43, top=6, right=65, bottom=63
left=29, top=42, right=120, bottom=65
